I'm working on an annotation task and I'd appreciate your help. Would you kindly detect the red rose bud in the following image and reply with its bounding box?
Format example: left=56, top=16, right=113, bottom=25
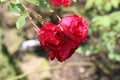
left=38, top=22, right=79, bottom=62
left=50, top=0, right=72, bottom=7
left=59, top=15, right=88, bottom=43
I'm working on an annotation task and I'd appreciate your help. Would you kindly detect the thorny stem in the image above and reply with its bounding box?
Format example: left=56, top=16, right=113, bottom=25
left=28, top=15, right=39, bottom=32
left=21, top=2, right=40, bottom=32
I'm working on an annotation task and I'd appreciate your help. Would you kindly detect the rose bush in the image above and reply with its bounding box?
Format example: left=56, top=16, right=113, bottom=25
left=38, top=15, right=88, bottom=62
left=50, top=0, right=72, bottom=7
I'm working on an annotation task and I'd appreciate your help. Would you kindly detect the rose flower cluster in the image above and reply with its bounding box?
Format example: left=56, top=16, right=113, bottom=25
left=38, top=15, right=88, bottom=62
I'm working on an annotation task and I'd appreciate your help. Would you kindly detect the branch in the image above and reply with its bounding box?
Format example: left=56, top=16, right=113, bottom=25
left=8, top=61, right=93, bottom=80
left=21, top=2, right=40, bottom=32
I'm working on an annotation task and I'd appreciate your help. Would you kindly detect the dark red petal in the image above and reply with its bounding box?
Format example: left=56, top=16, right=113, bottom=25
left=38, top=22, right=64, bottom=51
left=56, top=38, right=79, bottom=62
left=50, top=0, right=62, bottom=6
left=48, top=52, right=55, bottom=60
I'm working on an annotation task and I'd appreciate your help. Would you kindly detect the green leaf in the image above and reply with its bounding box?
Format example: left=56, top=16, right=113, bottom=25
left=109, top=52, right=120, bottom=61
left=27, top=0, right=48, bottom=8
left=115, top=54, right=120, bottom=61
left=109, top=11, right=120, bottom=21
left=94, top=0, right=103, bottom=10
left=76, top=47, right=83, bottom=53
left=16, top=13, right=28, bottom=29
left=104, top=2, right=112, bottom=12
left=111, top=0, right=119, bottom=8
left=8, top=2, right=24, bottom=16
left=92, top=16, right=111, bottom=27
left=95, top=0, right=103, bottom=6
left=108, top=52, right=114, bottom=60
left=26, top=0, right=39, bottom=5
left=101, top=16, right=111, bottom=27
left=39, top=1, right=48, bottom=8
left=85, top=0, right=94, bottom=10
left=85, top=50, right=91, bottom=56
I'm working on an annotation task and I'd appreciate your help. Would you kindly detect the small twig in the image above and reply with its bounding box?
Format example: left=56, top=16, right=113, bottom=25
left=30, top=11, right=45, bottom=25
left=28, top=15, right=39, bottom=31
left=21, top=2, right=40, bottom=32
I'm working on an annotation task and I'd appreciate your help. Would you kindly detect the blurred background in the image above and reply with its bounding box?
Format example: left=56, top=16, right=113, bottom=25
left=0, top=0, right=120, bottom=80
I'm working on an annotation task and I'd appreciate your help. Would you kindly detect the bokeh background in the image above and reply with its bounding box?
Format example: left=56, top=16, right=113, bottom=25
left=0, top=0, right=120, bottom=80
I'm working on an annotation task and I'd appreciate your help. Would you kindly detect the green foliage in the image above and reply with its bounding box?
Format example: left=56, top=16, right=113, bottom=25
left=26, top=0, right=39, bottom=5
left=27, top=0, right=50, bottom=8
left=87, top=11, right=120, bottom=61
left=7, top=0, right=53, bottom=29
left=85, top=0, right=120, bottom=13
left=8, top=2, right=24, bottom=16
left=85, top=0, right=94, bottom=10
left=0, top=53, right=17, bottom=80
left=26, top=0, right=53, bottom=12
left=111, top=0, right=119, bottom=8
left=16, top=13, right=28, bottom=29
left=0, top=29, right=17, bottom=80
left=77, top=0, right=120, bottom=62
left=7, top=2, right=28, bottom=29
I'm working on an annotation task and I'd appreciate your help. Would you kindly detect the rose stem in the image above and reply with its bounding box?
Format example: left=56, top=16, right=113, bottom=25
left=21, top=2, right=40, bottom=32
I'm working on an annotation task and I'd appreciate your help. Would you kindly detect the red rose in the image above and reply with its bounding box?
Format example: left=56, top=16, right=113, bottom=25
left=38, top=22, right=79, bottom=62
left=38, top=15, right=88, bottom=62
left=50, top=0, right=72, bottom=7
left=38, top=22, right=64, bottom=51
left=59, top=15, right=88, bottom=43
